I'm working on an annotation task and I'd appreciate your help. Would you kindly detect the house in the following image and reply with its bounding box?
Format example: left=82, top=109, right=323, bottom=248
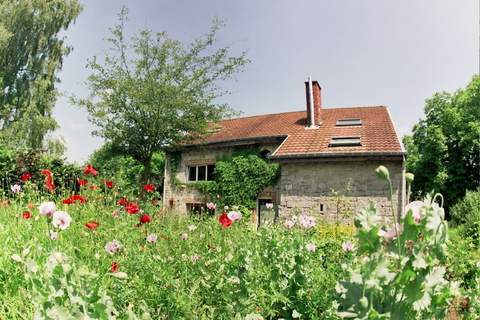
left=163, top=79, right=405, bottom=223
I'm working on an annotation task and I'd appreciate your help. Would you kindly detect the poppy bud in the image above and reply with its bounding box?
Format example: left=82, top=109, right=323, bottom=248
left=405, top=172, right=414, bottom=184
left=375, top=165, right=390, bottom=181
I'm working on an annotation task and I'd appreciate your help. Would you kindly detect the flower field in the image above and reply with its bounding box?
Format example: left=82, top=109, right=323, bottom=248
left=0, top=165, right=352, bottom=319
left=1, top=164, right=479, bottom=319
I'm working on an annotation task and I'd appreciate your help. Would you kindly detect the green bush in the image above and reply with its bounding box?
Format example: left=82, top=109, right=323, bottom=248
left=0, top=146, right=82, bottom=197
left=446, top=230, right=480, bottom=319
left=90, top=144, right=164, bottom=194
left=450, top=189, right=480, bottom=244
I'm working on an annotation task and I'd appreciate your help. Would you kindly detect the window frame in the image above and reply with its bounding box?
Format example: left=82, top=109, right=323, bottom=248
left=328, top=136, right=362, bottom=147
left=186, top=164, right=215, bottom=182
left=335, top=118, right=362, bottom=127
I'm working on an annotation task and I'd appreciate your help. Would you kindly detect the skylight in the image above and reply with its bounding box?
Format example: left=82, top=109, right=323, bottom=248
left=336, top=118, right=362, bottom=126
left=329, top=136, right=361, bottom=147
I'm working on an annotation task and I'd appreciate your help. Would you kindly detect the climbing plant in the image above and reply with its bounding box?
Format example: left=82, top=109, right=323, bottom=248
left=214, top=154, right=280, bottom=209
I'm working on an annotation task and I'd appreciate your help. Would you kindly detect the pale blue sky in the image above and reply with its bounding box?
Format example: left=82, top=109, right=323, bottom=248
left=53, top=0, right=479, bottom=162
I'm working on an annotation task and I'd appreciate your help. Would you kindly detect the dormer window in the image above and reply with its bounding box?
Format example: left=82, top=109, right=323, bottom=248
left=336, top=118, right=362, bottom=126
left=329, top=136, right=361, bottom=147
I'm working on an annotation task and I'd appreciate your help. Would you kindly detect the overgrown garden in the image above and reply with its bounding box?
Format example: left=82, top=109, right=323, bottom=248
left=0, top=1, right=478, bottom=319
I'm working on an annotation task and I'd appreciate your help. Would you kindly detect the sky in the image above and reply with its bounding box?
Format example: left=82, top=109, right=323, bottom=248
left=53, top=0, right=479, bottom=163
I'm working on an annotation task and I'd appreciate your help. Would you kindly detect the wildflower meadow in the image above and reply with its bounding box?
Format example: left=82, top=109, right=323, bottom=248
left=0, top=164, right=478, bottom=319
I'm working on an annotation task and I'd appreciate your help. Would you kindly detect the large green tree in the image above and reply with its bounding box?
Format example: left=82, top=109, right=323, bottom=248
left=403, top=76, right=480, bottom=209
left=74, top=8, right=248, bottom=186
left=0, top=0, right=82, bottom=150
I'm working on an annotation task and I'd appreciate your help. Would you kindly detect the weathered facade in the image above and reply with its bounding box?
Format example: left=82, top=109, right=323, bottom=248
left=163, top=79, right=405, bottom=222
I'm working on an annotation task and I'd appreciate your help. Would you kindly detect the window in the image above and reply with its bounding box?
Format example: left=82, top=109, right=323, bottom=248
left=187, top=164, right=215, bottom=181
left=207, top=164, right=215, bottom=180
left=336, top=118, right=362, bottom=126
left=260, top=149, right=271, bottom=159
left=186, top=203, right=204, bottom=214
left=329, top=136, right=361, bottom=147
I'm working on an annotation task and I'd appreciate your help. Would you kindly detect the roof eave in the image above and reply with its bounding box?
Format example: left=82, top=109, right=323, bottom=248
left=270, top=151, right=405, bottom=162
left=168, top=135, right=288, bottom=152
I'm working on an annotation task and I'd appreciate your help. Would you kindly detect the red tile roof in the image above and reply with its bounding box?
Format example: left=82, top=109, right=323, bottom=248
left=188, top=106, right=404, bottom=158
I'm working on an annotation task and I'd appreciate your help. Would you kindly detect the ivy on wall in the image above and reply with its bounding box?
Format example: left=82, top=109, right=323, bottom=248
left=214, top=154, right=280, bottom=209
left=168, top=148, right=280, bottom=209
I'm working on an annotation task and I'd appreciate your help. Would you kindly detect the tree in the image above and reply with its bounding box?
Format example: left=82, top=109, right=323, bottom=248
left=0, top=0, right=82, bottom=150
left=403, top=76, right=480, bottom=209
left=89, top=142, right=164, bottom=192
left=73, top=8, right=248, bottom=187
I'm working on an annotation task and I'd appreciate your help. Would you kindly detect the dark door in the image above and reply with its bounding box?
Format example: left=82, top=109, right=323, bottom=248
left=258, top=199, right=276, bottom=227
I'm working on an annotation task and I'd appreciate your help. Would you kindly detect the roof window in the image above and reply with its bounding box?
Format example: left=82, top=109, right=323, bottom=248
left=336, top=118, right=362, bottom=126
left=329, top=136, right=361, bottom=147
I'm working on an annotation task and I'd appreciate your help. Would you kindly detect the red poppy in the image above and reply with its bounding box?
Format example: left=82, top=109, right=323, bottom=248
left=89, top=185, right=99, bottom=191
left=143, top=184, right=155, bottom=193
left=111, top=261, right=119, bottom=273
left=20, top=172, right=32, bottom=182
left=117, top=197, right=129, bottom=207
left=63, top=198, right=74, bottom=204
left=126, top=202, right=140, bottom=214
left=105, top=180, right=114, bottom=189
left=73, top=195, right=87, bottom=203
left=83, top=164, right=98, bottom=176
left=40, top=169, right=52, bottom=176
left=139, top=214, right=151, bottom=224
left=219, top=213, right=232, bottom=228
left=85, top=221, right=99, bottom=230
left=77, top=179, right=88, bottom=186
left=22, top=211, right=31, bottom=219
left=63, top=194, right=87, bottom=205
left=40, top=169, right=55, bottom=192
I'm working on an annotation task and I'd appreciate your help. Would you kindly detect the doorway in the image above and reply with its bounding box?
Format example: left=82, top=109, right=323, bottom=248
left=257, top=199, right=276, bottom=227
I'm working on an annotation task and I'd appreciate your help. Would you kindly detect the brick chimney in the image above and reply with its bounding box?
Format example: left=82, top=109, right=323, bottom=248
left=305, top=78, right=322, bottom=128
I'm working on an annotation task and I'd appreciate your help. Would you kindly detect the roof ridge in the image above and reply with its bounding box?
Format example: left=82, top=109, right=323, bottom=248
left=221, top=105, right=388, bottom=122
left=221, top=110, right=305, bottom=122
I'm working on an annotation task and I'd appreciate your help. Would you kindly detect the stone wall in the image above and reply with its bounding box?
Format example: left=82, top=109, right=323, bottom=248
left=164, top=143, right=280, bottom=214
left=278, top=160, right=405, bottom=223
left=164, top=145, right=405, bottom=219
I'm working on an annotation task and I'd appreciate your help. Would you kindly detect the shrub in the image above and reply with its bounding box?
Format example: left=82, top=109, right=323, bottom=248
left=450, top=189, right=480, bottom=244
left=0, top=147, right=82, bottom=197
left=90, top=144, right=165, bottom=193
left=446, top=229, right=480, bottom=318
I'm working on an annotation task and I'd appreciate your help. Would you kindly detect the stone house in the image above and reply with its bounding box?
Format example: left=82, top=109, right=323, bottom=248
left=163, top=79, right=405, bottom=223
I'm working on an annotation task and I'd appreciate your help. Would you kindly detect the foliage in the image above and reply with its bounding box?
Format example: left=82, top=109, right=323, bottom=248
left=462, top=269, right=480, bottom=319
left=0, top=0, right=82, bottom=150
left=446, top=228, right=480, bottom=291
left=316, top=222, right=355, bottom=242
left=0, top=145, right=82, bottom=197
left=336, top=167, right=456, bottom=319
left=191, top=180, right=218, bottom=204
left=72, top=7, right=249, bottom=186
left=450, top=189, right=480, bottom=245
left=0, top=180, right=349, bottom=319
left=13, top=251, right=121, bottom=319
left=90, top=143, right=165, bottom=193
left=403, top=76, right=480, bottom=209
left=214, top=154, right=280, bottom=209
left=446, top=230, right=480, bottom=319
left=330, top=179, right=354, bottom=224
